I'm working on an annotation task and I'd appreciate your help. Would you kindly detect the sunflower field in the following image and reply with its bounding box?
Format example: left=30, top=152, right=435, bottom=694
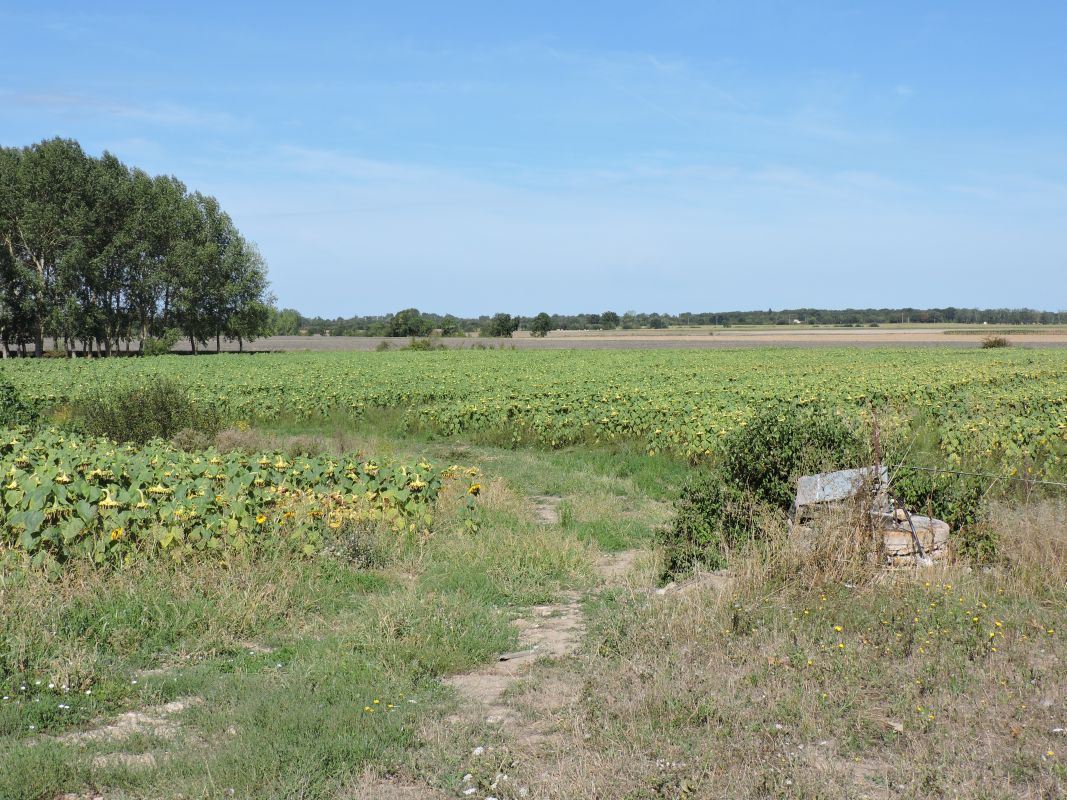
left=3, top=348, right=1064, bottom=470
left=0, top=428, right=464, bottom=571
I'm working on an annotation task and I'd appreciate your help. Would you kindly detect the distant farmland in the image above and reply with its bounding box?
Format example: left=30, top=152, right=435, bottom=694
left=164, top=325, right=1067, bottom=352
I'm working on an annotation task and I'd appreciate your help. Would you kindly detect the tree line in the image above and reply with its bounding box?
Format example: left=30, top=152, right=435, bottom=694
left=0, top=138, right=273, bottom=357
left=282, top=306, right=1067, bottom=338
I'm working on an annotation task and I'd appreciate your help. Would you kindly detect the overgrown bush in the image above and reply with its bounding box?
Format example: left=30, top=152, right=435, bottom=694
left=893, top=467, right=994, bottom=561
left=0, top=374, right=39, bottom=427
left=661, top=473, right=763, bottom=575
left=981, top=335, right=1010, bottom=349
left=141, top=328, right=180, bottom=356
left=73, top=377, right=222, bottom=445
left=399, top=336, right=446, bottom=351
left=661, top=406, right=866, bottom=577
left=718, top=407, right=866, bottom=508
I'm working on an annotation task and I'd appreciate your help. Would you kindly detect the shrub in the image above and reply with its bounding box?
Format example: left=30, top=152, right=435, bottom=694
left=718, top=407, right=866, bottom=509
left=0, top=374, right=39, bottom=427
left=73, top=377, right=222, bottom=445
left=893, top=468, right=993, bottom=561
left=981, top=335, right=1010, bottom=349
left=141, top=328, right=180, bottom=356
left=399, top=336, right=446, bottom=351
left=660, top=406, right=867, bottom=578
left=375, top=340, right=393, bottom=351
left=660, top=472, right=764, bottom=574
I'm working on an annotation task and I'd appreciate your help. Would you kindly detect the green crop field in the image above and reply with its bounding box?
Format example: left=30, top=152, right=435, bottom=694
left=4, top=347, right=1066, bottom=467
left=2, top=348, right=1065, bottom=799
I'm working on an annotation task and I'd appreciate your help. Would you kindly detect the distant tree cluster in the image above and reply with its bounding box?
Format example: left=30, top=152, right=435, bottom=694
left=529, top=312, right=552, bottom=337
left=297, top=309, right=470, bottom=337
left=280, top=305, right=1067, bottom=339
left=480, top=313, right=520, bottom=338
left=538, top=308, right=1066, bottom=328
left=292, top=309, right=630, bottom=338
left=0, top=138, right=273, bottom=357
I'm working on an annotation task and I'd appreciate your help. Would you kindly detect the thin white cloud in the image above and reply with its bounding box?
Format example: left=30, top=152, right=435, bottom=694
left=0, top=90, right=237, bottom=128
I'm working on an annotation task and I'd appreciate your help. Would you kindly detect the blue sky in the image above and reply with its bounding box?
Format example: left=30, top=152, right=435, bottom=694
left=2, top=2, right=1065, bottom=316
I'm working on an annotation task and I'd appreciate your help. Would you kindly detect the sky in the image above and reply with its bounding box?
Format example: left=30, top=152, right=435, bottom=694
left=2, top=1, right=1066, bottom=316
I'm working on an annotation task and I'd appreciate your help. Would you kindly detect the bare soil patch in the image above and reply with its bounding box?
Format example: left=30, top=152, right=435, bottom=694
left=594, top=549, right=643, bottom=582
left=655, top=569, right=734, bottom=597
left=342, top=770, right=452, bottom=799
left=57, top=698, right=200, bottom=745
left=528, top=495, right=562, bottom=525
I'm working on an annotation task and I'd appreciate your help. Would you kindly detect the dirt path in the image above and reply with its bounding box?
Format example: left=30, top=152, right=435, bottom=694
left=53, top=494, right=647, bottom=800
left=428, top=545, right=644, bottom=800
left=528, top=495, right=562, bottom=525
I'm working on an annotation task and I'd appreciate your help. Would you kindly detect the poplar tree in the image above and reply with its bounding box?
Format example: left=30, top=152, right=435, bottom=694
left=0, top=138, right=275, bottom=356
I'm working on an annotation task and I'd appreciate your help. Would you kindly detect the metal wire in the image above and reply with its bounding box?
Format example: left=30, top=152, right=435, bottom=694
left=896, top=464, right=1067, bottom=489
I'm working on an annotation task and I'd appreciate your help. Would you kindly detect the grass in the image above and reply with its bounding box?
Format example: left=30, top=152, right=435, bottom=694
left=503, top=501, right=1067, bottom=799
left=0, top=423, right=672, bottom=799
left=2, top=418, right=1064, bottom=799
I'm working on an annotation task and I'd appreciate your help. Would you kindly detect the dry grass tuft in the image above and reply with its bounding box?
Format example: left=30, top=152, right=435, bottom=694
left=212, top=428, right=356, bottom=457
left=476, top=477, right=527, bottom=516
left=0, top=553, right=354, bottom=689
left=734, top=503, right=883, bottom=598
left=990, top=498, right=1067, bottom=593
left=504, top=498, right=1067, bottom=799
